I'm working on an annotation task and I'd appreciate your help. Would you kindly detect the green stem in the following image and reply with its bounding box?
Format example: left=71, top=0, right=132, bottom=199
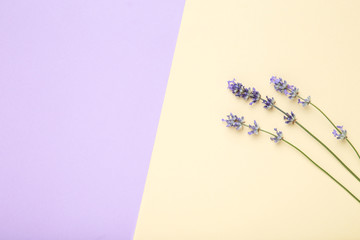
left=244, top=123, right=277, bottom=137
left=261, top=97, right=288, bottom=116
left=347, top=139, right=360, bottom=160
left=282, top=138, right=360, bottom=204
left=300, top=97, right=360, bottom=160
left=295, top=121, right=360, bottom=182
left=243, top=123, right=360, bottom=204
left=259, top=128, right=276, bottom=137
left=270, top=103, right=360, bottom=182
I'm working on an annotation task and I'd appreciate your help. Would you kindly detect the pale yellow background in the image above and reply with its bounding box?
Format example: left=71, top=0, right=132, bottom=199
left=134, top=0, right=360, bottom=239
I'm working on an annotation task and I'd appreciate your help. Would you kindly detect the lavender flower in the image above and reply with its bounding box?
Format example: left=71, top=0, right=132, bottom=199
left=298, top=96, right=311, bottom=107
left=284, top=111, right=296, bottom=124
left=241, top=87, right=251, bottom=100
left=332, top=126, right=347, bottom=140
left=222, top=113, right=245, bottom=130
left=227, top=79, right=261, bottom=105
left=270, top=128, right=283, bottom=143
left=249, top=88, right=261, bottom=105
left=270, top=76, right=289, bottom=93
left=287, top=86, right=299, bottom=99
left=248, top=120, right=260, bottom=135
left=270, top=76, right=299, bottom=99
left=262, top=96, right=276, bottom=109
left=227, top=79, right=243, bottom=97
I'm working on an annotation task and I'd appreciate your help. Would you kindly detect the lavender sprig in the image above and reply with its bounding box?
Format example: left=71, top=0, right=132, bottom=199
left=270, top=76, right=299, bottom=99
left=270, top=76, right=360, bottom=160
left=227, top=79, right=261, bottom=105
left=227, top=79, right=243, bottom=97
left=222, top=115, right=360, bottom=204
left=228, top=80, right=360, bottom=182
left=222, top=113, right=245, bottom=130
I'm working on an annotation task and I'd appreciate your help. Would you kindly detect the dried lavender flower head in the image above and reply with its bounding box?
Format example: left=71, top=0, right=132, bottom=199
left=262, top=96, right=276, bottom=109
left=248, top=120, right=260, bottom=135
left=270, top=76, right=299, bottom=99
left=284, top=111, right=296, bottom=124
left=227, top=79, right=261, bottom=105
left=250, top=88, right=261, bottom=105
left=242, top=87, right=251, bottom=100
left=227, top=79, right=243, bottom=97
left=222, top=113, right=245, bottom=130
left=298, top=96, right=311, bottom=107
left=270, top=128, right=283, bottom=143
left=288, top=87, right=299, bottom=99
left=332, top=126, right=347, bottom=140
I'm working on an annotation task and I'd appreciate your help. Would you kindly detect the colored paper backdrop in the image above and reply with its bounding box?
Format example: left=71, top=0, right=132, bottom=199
left=0, top=0, right=184, bottom=239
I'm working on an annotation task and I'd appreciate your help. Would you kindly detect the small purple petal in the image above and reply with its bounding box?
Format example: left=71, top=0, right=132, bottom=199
left=262, top=96, right=276, bottom=110
left=227, top=79, right=262, bottom=106
left=270, top=76, right=300, bottom=98
left=284, top=111, right=296, bottom=124
left=222, top=113, right=245, bottom=130
left=248, top=120, right=260, bottom=135
left=270, top=128, right=283, bottom=143
left=332, top=125, right=347, bottom=140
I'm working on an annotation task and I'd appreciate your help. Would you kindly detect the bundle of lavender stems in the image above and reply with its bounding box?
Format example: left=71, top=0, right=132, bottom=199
left=222, top=77, right=360, bottom=203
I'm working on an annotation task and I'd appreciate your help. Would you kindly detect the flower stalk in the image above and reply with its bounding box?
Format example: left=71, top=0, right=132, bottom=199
left=282, top=138, right=360, bottom=204
left=271, top=103, right=360, bottom=183
left=302, top=97, right=360, bottom=160
left=222, top=114, right=360, bottom=204
left=227, top=79, right=360, bottom=183
left=271, top=76, right=360, bottom=161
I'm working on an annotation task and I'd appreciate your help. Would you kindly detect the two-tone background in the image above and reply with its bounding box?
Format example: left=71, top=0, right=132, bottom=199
left=1, top=1, right=360, bottom=239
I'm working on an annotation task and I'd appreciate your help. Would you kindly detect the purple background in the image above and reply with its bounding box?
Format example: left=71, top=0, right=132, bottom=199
left=0, top=0, right=184, bottom=239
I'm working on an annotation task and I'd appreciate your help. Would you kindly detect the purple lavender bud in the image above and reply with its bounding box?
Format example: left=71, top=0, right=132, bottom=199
left=262, top=96, right=276, bottom=109
left=241, top=87, right=251, bottom=100
left=332, top=125, right=347, bottom=140
left=270, top=76, right=289, bottom=93
left=248, top=120, right=260, bottom=135
left=222, top=113, right=245, bottom=130
left=284, top=111, right=296, bottom=124
left=298, top=96, right=311, bottom=107
left=288, top=86, right=299, bottom=99
left=270, top=76, right=281, bottom=84
left=270, top=128, right=283, bottom=143
left=270, top=76, right=300, bottom=98
left=227, top=79, right=243, bottom=97
left=249, top=88, right=261, bottom=105
left=227, top=79, right=262, bottom=105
